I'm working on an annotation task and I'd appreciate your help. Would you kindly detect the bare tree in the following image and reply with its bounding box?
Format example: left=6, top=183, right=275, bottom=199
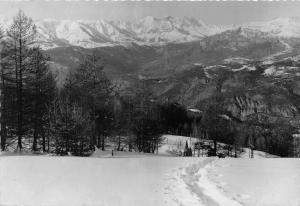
left=28, top=47, right=55, bottom=152
left=7, top=10, right=37, bottom=150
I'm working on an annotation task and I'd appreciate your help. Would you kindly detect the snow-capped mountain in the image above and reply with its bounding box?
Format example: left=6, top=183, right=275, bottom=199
left=35, top=19, right=129, bottom=49
left=2, top=16, right=300, bottom=49
left=0, top=16, right=229, bottom=49
left=34, top=16, right=224, bottom=49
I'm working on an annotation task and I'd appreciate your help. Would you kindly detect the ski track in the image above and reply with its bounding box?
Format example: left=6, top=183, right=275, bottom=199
left=165, top=158, right=242, bottom=206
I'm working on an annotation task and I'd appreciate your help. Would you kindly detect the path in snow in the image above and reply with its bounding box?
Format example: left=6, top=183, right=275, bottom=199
left=165, top=157, right=242, bottom=206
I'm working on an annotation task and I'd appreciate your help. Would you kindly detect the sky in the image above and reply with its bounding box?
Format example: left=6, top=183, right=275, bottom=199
left=1, top=1, right=300, bottom=25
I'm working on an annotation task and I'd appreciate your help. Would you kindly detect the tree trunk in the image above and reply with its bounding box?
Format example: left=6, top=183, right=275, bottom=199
left=1, top=122, right=7, bottom=151
left=97, top=135, right=101, bottom=148
left=117, top=136, right=121, bottom=151
left=128, top=135, right=132, bottom=152
left=32, top=99, right=39, bottom=151
left=101, top=135, right=105, bottom=151
left=17, top=39, right=23, bottom=151
left=47, top=133, right=50, bottom=152
left=213, top=140, right=217, bottom=156
left=33, top=56, right=40, bottom=152
left=66, top=134, right=69, bottom=154
left=32, top=127, right=38, bottom=152
left=42, top=129, right=46, bottom=152
left=0, top=77, right=7, bottom=151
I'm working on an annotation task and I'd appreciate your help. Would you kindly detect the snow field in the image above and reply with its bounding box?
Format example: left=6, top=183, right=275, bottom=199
left=0, top=135, right=296, bottom=206
left=207, top=158, right=300, bottom=206
left=0, top=156, right=299, bottom=206
left=0, top=156, right=209, bottom=206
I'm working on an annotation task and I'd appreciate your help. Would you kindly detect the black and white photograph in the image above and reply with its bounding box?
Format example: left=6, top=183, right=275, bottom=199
left=0, top=0, right=299, bottom=205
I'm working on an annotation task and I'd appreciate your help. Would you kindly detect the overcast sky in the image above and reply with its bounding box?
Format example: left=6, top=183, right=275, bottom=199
left=1, top=1, right=300, bottom=25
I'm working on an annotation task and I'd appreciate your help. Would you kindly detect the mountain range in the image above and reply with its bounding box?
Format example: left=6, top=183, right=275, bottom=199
left=35, top=16, right=225, bottom=49
left=2, top=16, right=300, bottom=49
left=35, top=16, right=300, bottom=49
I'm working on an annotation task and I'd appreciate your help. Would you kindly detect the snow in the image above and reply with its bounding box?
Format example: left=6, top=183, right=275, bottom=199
left=244, top=17, right=300, bottom=38
left=193, top=161, right=242, bottom=206
left=32, top=16, right=220, bottom=48
left=0, top=156, right=209, bottom=206
left=204, top=65, right=227, bottom=70
left=263, top=65, right=300, bottom=77
left=158, top=135, right=198, bottom=156
left=262, top=59, right=274, bottom=65
left=134, top=16, right=213, bottom=43
left=158, top=135, right=277, bottom=159
left=240, top=148, right=279, bottom=158
left=193, top=63, right=203, bottom=66
left=0, top=156, right=298, bottom=206
left=219, top=114, right=232, bottom=120
left=0, top=135, right=297, bottom=206
left=264, top=66, right=277, bottom=76
left=3, top=16, right=300, bottom=49
left=0, top=133, right=297, bottom=206
left=91, top=149, right=157, bottom=158
left=188, top=108, right=202, bottom=113
left=224, top=57, right=251, bottom=65
left=232, top=65, right=256, bottom=72
left=208, top=158, right=300, bottom=206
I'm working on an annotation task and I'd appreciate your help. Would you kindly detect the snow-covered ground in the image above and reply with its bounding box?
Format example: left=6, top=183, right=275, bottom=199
left=0, top=156, right=210, bottom=206
left=0, top=156, right=299, bottom=206
left=207, top=158, right=300, bottom=206
left=0, top=135, right=296, bottom=206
